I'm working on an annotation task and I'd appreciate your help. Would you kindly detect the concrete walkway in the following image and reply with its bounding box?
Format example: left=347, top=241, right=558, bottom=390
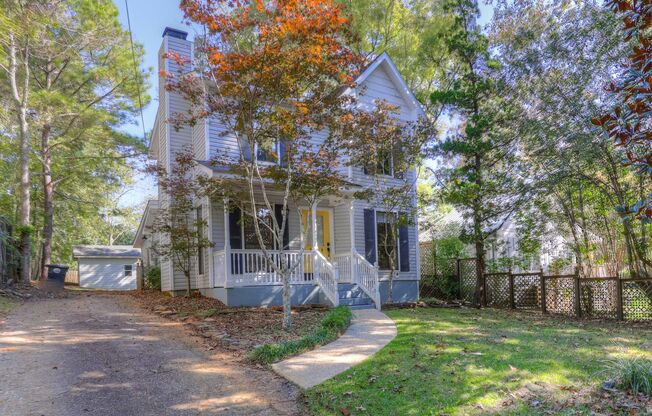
left=272, top=309, right=397, bottom=389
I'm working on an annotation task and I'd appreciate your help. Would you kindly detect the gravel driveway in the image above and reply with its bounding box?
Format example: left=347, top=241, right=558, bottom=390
left=0, top=293, right=299, bottom=415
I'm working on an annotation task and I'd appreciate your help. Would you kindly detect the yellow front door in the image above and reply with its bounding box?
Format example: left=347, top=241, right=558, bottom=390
left=301, top=209, right=332, bottom=260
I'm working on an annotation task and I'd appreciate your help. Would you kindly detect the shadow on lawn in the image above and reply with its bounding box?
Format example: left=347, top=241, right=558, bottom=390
left=305, top=307, right=652, bottom=415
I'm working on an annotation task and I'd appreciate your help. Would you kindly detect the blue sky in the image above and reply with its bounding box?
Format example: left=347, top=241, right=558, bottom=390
left=114, top=0, right=494, bottom=207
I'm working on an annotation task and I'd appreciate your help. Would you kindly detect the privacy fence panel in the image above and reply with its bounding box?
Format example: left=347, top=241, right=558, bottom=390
left=544, top=276, right=577, bottom=317
left=622, top=280, right=652, bottom=321
left=513, top=273, right=543, bottom=310
left=485, top=273, right=510, bottom=308
left=458, top=258, right=478, bottom=303
left=578, top=278, right=618, bottom=319
left=419, top=256, right=458, bottom=299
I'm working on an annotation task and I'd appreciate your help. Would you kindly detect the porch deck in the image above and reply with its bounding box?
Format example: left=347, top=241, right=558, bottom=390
left=212, top=249, right=381, bottom=309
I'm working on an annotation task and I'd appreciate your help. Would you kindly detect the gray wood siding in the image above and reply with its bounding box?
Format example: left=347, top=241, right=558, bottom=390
left=192, top=120, right=207, bottom=160
left=333, top=202, right=351, bottom=254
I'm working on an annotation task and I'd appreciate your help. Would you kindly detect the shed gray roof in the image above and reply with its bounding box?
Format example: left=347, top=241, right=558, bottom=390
left=73, top=245, right=141, bottom=258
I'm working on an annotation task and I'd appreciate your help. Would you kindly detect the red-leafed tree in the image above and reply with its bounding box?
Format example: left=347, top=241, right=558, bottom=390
left=595, top=0, right=652, bottom=223
left=164, top=0, right=365, bottom=328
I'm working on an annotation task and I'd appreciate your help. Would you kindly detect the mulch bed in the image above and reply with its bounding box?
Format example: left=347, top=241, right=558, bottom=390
left=130, top=290, right=328, bottom=357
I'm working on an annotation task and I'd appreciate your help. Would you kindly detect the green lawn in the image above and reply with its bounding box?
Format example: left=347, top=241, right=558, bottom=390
left=303, top=307, right=652, bottom=415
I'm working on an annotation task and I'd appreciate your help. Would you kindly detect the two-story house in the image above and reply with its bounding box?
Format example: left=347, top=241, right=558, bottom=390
left=134, top=27, right=424, bottom=309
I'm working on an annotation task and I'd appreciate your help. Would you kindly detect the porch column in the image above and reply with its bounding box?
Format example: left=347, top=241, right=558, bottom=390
left=223, top=198, right=231, bottom=288
left=349, top=200, right=357, bottom=283
left=311, top=202, right=318, bottom=251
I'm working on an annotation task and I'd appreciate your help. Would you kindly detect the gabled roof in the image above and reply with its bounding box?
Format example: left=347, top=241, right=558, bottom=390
left=133, top=200, right=160, bottom=248
left=350, top=52, right=426, bottom=118
left=73, top=245, right=141, bottom=259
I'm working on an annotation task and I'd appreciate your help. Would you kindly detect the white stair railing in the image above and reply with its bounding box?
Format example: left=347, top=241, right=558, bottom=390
left=352, top=251, right=381, bottom=310
left=332, top=253, right=352, bottom=281
left=314, top=250, right=339, bottom=307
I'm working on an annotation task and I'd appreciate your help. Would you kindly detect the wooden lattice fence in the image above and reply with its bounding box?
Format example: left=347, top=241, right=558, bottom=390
left=419, top=253, right=652, bottom=322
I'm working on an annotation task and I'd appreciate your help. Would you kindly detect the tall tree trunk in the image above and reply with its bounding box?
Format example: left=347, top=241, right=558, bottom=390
left=40, top=124, right=54, bottom=279
left=8, top=34, right=32, bottom=284
left=18, top=105, right=31, bottom=284
left=473, top=153, right=485, bottom=308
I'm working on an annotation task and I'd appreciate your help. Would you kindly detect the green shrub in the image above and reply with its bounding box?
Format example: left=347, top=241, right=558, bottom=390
left=603, top=356, right=652, bottom=396
left=250, top=306, right=352, bottom=364
left=145, top=266, right=161, bottom=290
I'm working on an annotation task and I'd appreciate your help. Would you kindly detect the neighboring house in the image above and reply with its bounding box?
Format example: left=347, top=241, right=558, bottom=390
left=419, top=207, right=574, bottom=272
left=73, top=245, right=141, bottom=290
left=136, top=27, right=424, bottom=309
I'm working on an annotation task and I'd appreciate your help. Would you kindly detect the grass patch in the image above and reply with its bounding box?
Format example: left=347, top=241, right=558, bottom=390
left=250, top=306, right=352, bottom=364
left=303, top=307, right=652, bottom=415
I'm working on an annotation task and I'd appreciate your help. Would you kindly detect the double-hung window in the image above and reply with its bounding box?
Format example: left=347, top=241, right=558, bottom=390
left=241, top=139, right=287, bottom=165
left=376, top=212, right=398, bottom=270
left=242, top=206, right=275, bottom=249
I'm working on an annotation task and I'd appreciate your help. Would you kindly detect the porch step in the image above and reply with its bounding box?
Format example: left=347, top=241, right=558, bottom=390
left=347, top=304, right=376, bottom=310
left=337, top=283, right=373, bottom=308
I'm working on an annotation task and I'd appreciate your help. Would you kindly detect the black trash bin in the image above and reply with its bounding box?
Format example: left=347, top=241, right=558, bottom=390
left=46, top=264, right=69, bottom=281
left=42, top=264, right=69, bottom=291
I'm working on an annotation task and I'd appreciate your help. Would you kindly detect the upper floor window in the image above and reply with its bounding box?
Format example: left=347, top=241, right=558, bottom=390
left=241, top=139, right=287, bottom=165
left=363, top=144, right=405, bottom=179
left=364, top=150, right=393, bottom=177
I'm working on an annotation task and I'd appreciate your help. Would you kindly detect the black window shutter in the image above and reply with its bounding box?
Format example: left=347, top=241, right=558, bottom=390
left=274, top=204, right=290, bottom=249
left=278, top=139, right=287, bottom=167
left=399, top=212, right=410, bottom=272
left=228, top=206, right=242, bottom=249
left=363, top=209, right=376, bottom=265
left=228, top=206, right=242, bottom=275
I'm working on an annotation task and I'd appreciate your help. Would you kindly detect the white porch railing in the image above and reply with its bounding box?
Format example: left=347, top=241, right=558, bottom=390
left=352, top=251, right=381, bottom=310
left=213, top=249, right=340, bottom=306
left=314, top=250, right=339, bottom=307
left=213, top=248, right=378, bottom=309
left=216, top=249, right=314, bottom=286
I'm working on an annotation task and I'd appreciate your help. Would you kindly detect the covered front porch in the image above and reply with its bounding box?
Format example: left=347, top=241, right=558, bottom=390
left=206, top=197, right=381, bottom=309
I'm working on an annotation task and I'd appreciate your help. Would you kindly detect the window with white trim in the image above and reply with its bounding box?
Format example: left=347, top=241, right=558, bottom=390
left=124, top=264, right=133, bottom=277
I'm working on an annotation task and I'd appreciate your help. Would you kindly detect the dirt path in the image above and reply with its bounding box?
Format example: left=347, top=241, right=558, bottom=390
left=0, top=293, right=299, bottom=415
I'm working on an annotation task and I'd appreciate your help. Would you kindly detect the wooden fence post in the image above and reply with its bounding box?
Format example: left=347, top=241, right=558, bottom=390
left=540, top=272, right=547, bottom=314
left=509, top=268, right=515, bottom=309
left=574, top=267, right=581, bottom=318
left=456, top=258, right=462, bottom=299
left=616, top=277, right=624, bottom=321
left=482, top=269, right=488, bottom=308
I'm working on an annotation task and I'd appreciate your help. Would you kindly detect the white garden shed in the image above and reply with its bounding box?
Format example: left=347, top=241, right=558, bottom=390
left=73, top=245, right=141, bottom=290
